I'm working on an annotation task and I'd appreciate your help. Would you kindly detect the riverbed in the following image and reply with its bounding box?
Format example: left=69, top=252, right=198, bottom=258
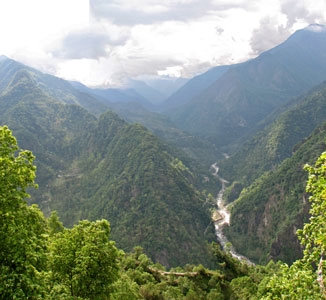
left=211, top=163, right=254, bottom=265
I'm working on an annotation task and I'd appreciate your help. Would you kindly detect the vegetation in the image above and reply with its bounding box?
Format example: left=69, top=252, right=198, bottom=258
left=219, top=81, right=326, bottom=188
left=260, top=151, right=326, bottom=299
left=0, top=126, right=47, bottom=299
left=225, top=124, right=326, bottom=264
left=2, top=122, right=326, bottom=299
left=0, top=70, right=217, bottom=267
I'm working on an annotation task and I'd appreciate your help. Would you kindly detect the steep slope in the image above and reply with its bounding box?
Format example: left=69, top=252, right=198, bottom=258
left=0, top=57, right=222, bottom=168
left=70, top=80, right=156, bottom=109
left=105, top=101, right=222, bottom=166
left=70, top=79, right=222, bottom=166
left=166, top=24, right=326, bottom=148
left=219, top=81, right=326, bottom=187
left=47, top=111, right=216, bottom=267
left=0, top=56, right=107, bottom=115
left=0, top=69, right=96, bottom=189
left=127, top=79, right=166, bottom=104
left=0, top=70, right=216, bottom=267
left=162, top=64, right=230, bottom=110
left=224, top=124, right=326, bottom=264
left=145, top=76, right=189, bottom=98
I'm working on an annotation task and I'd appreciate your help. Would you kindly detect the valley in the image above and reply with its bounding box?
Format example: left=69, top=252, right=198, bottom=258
left=211, top=163, right=253, bottom=265
left=2, top=23, right=326, bottom=299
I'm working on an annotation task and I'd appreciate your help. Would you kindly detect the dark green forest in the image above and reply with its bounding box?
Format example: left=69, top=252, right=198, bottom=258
left=2, top=125, right=326, bottom=299
left=0, top=58, right=221, bottom=267
left=3, top=26, right=326, bottom=299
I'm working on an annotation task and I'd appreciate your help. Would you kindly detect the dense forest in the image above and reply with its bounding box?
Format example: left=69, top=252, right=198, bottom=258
left=2, top=125, right=326, bottom=299
left=3, top=25, right=326, bottom=299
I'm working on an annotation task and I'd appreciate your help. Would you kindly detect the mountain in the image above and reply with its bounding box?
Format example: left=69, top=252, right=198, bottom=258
left=162, top=64, right=231, bottom=110
left=145, top=76, right=189, bottom=98
left=0, top=66, right=216, bottom=267
left=165, top=24, right=326, bottom=148
left=126, top=79, right=166, bottom=104
left=219, top=80, right=326, bottom=188
left=45, top=112, right=216, bottom=267
left=69, top=80, right=154, bottom=110
left=224, top=123, right=326, bottom=264
left=102, top=101, right=222, bottom=166
left=0, top=56, right=221, bottom=167
left=70, top=79, right=222, bottom=166
left=0, top=56, right=107, bottom=115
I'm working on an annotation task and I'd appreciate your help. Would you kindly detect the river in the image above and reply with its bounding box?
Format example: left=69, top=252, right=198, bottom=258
left=211, top=163, right=254, bottom=265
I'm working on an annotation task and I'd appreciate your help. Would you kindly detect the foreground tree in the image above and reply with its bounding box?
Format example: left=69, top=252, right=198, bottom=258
left=49, top=219, right=119, bottom=299
left=0, top=126, right=48, bottom=299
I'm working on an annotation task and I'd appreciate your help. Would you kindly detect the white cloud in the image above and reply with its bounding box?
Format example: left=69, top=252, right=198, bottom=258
left=52, top=23, right=130, bottom=60
left=1, top=0, right=325, bottom=86
left=249, top=0, right=326, bottom=56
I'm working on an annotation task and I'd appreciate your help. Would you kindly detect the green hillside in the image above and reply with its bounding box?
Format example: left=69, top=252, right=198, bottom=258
left=0, top=67, right=216, bottom=267
left=3, top=123, right=326, bottom=299
left=224, top=124, right=326, bottom=264
left=0, top=56, right=107, bottom=115
left=105, top=101, right=222, bottom=167
left=45, top=111, right=216, bottom=267
left=219, top=81, right=326, bottom=193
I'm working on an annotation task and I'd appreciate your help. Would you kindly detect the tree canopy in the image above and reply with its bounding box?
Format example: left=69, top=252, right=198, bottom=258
left=0, top=125, right=47, bottom=299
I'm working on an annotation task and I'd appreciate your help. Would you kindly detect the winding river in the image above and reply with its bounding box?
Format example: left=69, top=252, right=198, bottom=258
left=211, top=163, right=254, bottom=265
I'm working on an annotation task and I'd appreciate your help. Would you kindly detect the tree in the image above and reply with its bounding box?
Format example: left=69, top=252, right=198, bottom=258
left=0, top=125, right=48, bottom=299
left=49, top=219, right=119, bottom=299
left=47, top=210, right=64, bottom=236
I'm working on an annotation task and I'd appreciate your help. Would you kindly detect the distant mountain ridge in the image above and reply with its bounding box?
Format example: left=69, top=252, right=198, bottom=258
left=162, top=64, right=231, bottom=111
left=164, top=24, right=326, bottom=148
left=0, top=56, right=108, bottom=115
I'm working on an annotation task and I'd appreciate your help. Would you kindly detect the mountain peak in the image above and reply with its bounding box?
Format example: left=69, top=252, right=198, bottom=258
left=0, top=55, right=8, bottom=62
left=304, top=24, right=326, bottom=33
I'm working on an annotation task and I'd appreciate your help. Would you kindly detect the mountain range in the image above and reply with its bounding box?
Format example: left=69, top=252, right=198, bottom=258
left=163, top=24, right=326, bottom=149
left=0, top=56, right=218, bottom=267
left=2, top=24, right=326, bottom=270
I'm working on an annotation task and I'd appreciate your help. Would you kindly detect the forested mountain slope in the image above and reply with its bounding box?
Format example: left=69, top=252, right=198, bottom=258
left=71, top=80, right=222, bottom=165
left=162, top=64, right=230, bottom=110
left=45, top=111, right=216, bottom=267
left=0, top=67, right=216, bottom=267
left=219, top=80, right=326, bottom=187
left=0, top=56, right=107, bottom=115
left=4, top=122, right=326, bottom=299
left=166, top=25, right=326, bottom=148
left=103, top=101, right=222, bottom=166
left=224, top=124, right=326, bottom=264
left=1, top=55, right=221, bottom=166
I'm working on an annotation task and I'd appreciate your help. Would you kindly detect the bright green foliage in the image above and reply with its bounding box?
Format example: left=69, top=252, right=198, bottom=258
left=110, top=274, right=142, bottom=300
left=0, top=125, right=48, bottom=299
left=49, top=219, right=119, bottom=300
left=260, top=263, right=322, bottom=299
left=110, top=244, right=282, bottom=300
left=300, top=152, right=326, bottom=263
left=229, top=276, right=258, bottom=300
left=47, top=211, right=64, bottom=236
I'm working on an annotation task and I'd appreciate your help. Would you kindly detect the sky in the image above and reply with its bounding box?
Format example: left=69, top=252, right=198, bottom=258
left=0, top=0, right=325, bottom=87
